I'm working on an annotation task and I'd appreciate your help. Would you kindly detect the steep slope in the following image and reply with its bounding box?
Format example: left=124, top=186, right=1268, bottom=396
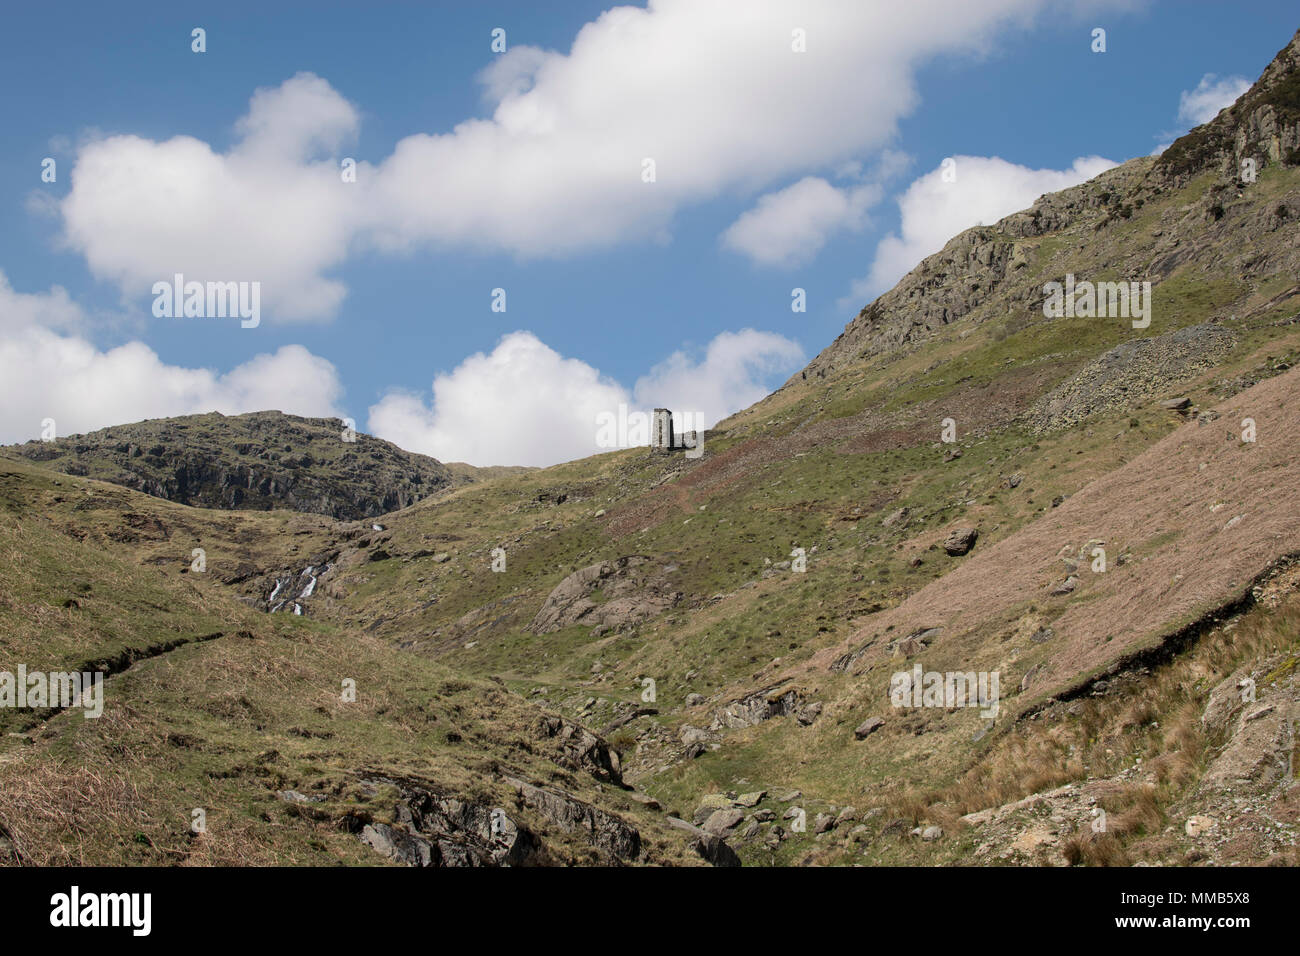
left=2, top=411, right=463, bottom=520
left=787, top=27, right=1300, bottom=385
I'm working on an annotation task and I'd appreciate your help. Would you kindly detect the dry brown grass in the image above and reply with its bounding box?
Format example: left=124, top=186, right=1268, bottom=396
left=1062, top=832, right=1132, bottom=867
left=804, top=364, right=1300, bottom=707
left=0, top=757, right=151, bottom=865
left=874, top=575, right=1300, bottom=864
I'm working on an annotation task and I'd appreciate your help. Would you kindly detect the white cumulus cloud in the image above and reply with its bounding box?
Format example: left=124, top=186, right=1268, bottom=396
left=0, top=272, right=344, bottom=444
left=632, top=330, right=805, bottom=424
left=367, top=328, right=803, bottom=466
left=1177, top=73, right=1251, bottom=127
left=55, top=1, right=1134, bottom=319
left=722, top=177, right=882, bottom=267
left=60, top=73, right=363, bottom=322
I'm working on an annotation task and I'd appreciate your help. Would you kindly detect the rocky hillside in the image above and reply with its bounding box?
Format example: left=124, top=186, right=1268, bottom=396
left=2, top=411, right=463, bottom=520
left=4, top=27, right=1300, bottom=868
left=787, top=27, right=1300, bottom=386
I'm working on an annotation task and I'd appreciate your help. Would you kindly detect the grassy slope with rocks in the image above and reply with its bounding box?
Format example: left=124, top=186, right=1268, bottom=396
left=2, top=28, right=1299, bottom=867
left=0, top=457, right=698, bottom=866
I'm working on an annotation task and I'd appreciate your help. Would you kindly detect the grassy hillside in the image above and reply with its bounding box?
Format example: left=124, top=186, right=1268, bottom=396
left=0, top=458, right=698, bottom=866
left=3, top=29, right=1299, bottom=868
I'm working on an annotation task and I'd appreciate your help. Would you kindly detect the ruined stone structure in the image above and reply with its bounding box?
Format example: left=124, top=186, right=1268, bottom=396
left=650, top=409, right=701, bottom=455
left=651, top=408, right=673, bottom=452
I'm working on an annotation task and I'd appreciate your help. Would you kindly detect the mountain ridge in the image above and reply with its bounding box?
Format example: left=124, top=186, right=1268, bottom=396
left=1, top=410, right=498, bottom=520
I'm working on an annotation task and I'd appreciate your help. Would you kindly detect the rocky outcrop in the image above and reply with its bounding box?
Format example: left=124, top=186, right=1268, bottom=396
left=505, top=776, right=642, bottom=861
left=357, top=774, right=541, bottom=867
left=535, top=715, right=626, bottom=785
left=355, top=771, right=644, bottom=866
left=782, top=29, right=1300, bottom=389
left=530, top=556, right=682, bottom=634
left=1157, top=27, right=1300, bottom=180
left=6, top=410, right=457, bottom=519
left=710, top=682, right=816, bottom=730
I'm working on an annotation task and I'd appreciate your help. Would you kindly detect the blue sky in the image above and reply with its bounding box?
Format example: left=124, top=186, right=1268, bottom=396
left=1, top=1, right=1295, bottom=464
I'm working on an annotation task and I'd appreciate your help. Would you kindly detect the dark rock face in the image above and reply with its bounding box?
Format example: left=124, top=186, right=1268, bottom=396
left=505, top=776, right=642, bottom=861
left=664, top=816, right=742, bottom=867
left=358, top=775, right=541, bottom=867
left=356, top=772, right=643, bottom=866
left=536, top=715, right=625, bottom=785
left=6, top=410, right=455, bottom=520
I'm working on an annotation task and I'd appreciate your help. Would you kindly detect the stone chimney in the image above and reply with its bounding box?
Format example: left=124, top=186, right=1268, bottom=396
left=651, top=408, right=673, bottom=453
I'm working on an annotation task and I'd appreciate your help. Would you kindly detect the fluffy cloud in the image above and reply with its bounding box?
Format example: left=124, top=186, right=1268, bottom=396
left=632, top=330, right=805, bottom=424
left=0, top=272, right=343, bottom=444
left=1177, top=73, right=1251, bottom=127
left=60, top=73, right=362, bottom=321
left=852, top=154, right=1116, bottom=300
left=57, top=1, right=1130, bottom=319
left=0, top=272, right=83, bottom=334
left=722, top=177, right=881, bottom=267
left=367, top=332, right=628, bottom=467
left=367, top=329, right=803, bottom=466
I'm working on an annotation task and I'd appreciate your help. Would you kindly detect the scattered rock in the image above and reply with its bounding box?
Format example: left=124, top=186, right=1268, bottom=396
left=796, top=702, right=823, bottom=725
left=943, top=527, right=979, bottom=556
left=277, top=789, right=323, bottom=804
left=854, top=717, right=885, bottom=740
left=626, top=792, right=661, bottom=811
left=679, top=725, right=710, bottom=747
left=1048, top=576, right=1079, bottom=596
left=882, top=507, right=910, bottom=528
left=702, top=808, right=745, bottom=835
left=665, top=816, right=741, bottom=867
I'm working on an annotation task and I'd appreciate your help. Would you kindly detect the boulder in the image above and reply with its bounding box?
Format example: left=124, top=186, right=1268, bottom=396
left=943, top=527, right=979, bottom=556
left=854, top=717, right=885, bottom=740
left=702, top=808, right=745, bottom=834
left=665, top=816, right=741, bottom=867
